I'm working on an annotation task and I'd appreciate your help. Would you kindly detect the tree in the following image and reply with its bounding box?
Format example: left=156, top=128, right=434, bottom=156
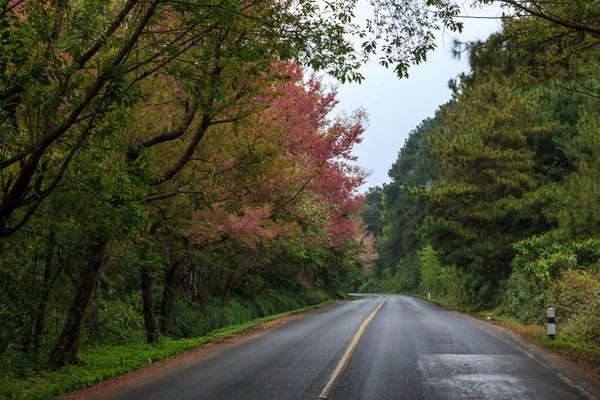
left=452, top=0, right=600, bottom=97
left=368, top=110, right=442, bottom=286
left=0, top=0, right=464, bottom=238
left=553, top=110, right=600, bottom=239
left=361, top=187, right=384, bottom=237
left=188, top=63, right=367, bottom=253
left=0, top=2, right=464, bottom=365
left=421, top=78, right=556, bottom=305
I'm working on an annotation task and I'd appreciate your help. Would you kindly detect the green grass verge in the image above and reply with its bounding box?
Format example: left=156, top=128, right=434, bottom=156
left=529, top=335, right=600, bottom=371
left=0, top=300, right=335, bottom=400
left=406, top=293, right=600, bottom=373
left=474, top=312, right=600, bottom=373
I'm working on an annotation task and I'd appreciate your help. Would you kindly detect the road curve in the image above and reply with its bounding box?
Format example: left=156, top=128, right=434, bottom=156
left=111, top=295, right=595, bottom=400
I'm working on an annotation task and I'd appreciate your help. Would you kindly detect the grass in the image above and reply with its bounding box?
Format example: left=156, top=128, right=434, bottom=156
left=476, top=313, right=600, bottom=373
left=0, top=300, right=335, bottom=400
left=409, top=293, right=600, bottom=374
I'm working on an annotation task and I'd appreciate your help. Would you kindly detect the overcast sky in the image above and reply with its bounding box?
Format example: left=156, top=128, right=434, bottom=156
left=331, top=4, right=504, bottom=191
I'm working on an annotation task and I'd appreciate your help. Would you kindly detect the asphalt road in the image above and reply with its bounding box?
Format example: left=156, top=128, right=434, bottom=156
left=113, top=295, right=596, bottom=400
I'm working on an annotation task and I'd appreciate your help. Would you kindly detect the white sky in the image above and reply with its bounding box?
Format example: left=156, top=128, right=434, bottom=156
left=331, top=4, right=505, bottom=191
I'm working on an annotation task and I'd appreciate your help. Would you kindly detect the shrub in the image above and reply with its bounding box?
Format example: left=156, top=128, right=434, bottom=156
left=96, top=296, right=145, bottom=345
left=167, top=299, right=205, bottom=339
left=302, top=290, right=329, bottom=305
left=512, top=235, right=600, bottom=282
left=498, top=273, right=549, bottom=325
left=552, top=270, right=600, bottom=345
left=358, top=275, right=379, bottom=293
left=502, top=235, right=600, bottom=328
left=167, top=288, right=324, bottom=339
left=419, top=245, right=465, bottom=305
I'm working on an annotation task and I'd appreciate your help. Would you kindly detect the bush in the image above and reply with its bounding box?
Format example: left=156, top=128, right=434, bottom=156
left=302, top=290, right=329, bottom=305
left=357, top=259, right=421, bottom=295
left=359, top=269, right=399, bottom=293
left=167, top=288, right=325, bottom=339
left=501, top=235, right=600, bottom=329
left=167, top=299, right=205, bottom=339
left=357, top=275, right=379, bottom=293
left=395, top=255, right=421, bottom=292
left=96, top=296, right=145, bottom=345
left=512, top=235, right=600, bottom=282
left=552, top=270, right=600, bottom=346
left=419, top=245, right=465, bottom=305
left=498, top=273, right=549, bottom=325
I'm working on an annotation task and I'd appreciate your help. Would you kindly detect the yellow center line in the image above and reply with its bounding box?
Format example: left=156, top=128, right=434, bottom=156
left=317, top=296, right=388, bottom=400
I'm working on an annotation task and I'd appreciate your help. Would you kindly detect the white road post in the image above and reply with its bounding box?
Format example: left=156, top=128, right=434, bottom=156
left=547, top=307, right=556, bottom=340
left=428, top=292, right=431, bottom=300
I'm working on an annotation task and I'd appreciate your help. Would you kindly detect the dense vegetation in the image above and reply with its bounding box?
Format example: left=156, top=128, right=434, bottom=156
left=361, top=0, right=600, bottom=350
left=0, top=0, right=465, bottom=396
left=2, top=0, right=599, bottom=397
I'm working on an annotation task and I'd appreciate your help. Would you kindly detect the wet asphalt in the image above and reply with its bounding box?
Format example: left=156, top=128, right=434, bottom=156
left=112, top=295, right=593, bottom=400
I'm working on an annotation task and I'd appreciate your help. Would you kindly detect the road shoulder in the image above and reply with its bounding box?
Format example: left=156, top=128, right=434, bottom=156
left=64, top=301, right=339, bottom=400
left=409, top=295, right=600, bottom=399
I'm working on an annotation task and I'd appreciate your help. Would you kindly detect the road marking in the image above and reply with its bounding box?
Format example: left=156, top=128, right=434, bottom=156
left=447, top=311, right=598, bottom=400
left=317, top=296, right=387, bottom=400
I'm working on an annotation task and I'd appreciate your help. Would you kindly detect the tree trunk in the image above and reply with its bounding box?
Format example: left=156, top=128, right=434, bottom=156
left=48, top=240, right=106, bottom=370
left=33, top=234, right=55, bottom=350
left=220, top=275, right=233, bottom=309
left=88, top=281, right=100, bottom=344
left=160, top=260, right=181, bottom=334
left=141, top=264, right=159, bottom=344
left=203, top=268, right=215, bottom=303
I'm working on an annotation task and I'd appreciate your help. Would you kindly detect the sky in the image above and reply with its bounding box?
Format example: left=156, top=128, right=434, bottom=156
left=330, top=3, right=505, bottom=191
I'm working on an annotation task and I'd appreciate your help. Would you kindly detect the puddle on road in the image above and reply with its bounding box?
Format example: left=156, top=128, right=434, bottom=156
left=418, top=354, right=578, bottom=400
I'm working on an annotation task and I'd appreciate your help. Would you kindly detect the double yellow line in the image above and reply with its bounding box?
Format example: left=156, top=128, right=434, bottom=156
left=317, top=296, right=388, bottom=399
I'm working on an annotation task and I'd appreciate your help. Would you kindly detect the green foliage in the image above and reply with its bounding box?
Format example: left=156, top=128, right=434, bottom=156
left=362, top=10, right=600, bottom=331
left=358, top=274, right=381, bottom=294
left=512, top=235, right=600, bottom=282
left=361, top=187, right=384, bottom=237
left=357, top=256, right=420, bottom=294
left=358, top=4, right=600, bottom=365
left=163, top=289, right=326, bottom=339
left=0, top=324, right=30, bottom=355
left=552, top=111, right=600, bottom=239
left=418, top=245, right=441, bottom=296
left=552, top=270, right=600, bottom=346
left=500, top=236, right=600, bottom=335
left=96, top=297, right=145, bottom=345
left=422, top=79, right=557, bottom=304
left=418, top=245, right=464, bottom=305
left=498, top=273, right=549, bottom=325
left=369, top=109, right=443, bottom=285
left=395, top=255, right=421, bottom=291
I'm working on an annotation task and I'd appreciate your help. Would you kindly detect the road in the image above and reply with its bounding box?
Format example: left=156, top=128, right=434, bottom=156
left=112, top=295, right=597, bottom=400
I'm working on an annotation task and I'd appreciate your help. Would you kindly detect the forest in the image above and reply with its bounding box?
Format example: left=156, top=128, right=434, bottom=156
left=361, top=0, right=600, bottom=366
left=1, top=0, right=599, bottom=398
left=0, top=0, right=452, bottom=396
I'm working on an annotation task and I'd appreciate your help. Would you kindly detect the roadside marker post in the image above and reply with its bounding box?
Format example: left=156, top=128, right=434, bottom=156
left=428, top=293, right=430, bottom=300
left=547, top=307, right=555, bottom=340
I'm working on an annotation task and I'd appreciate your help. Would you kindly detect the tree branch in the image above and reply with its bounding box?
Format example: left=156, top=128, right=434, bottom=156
left=500, top=0, right=600, bottom=35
